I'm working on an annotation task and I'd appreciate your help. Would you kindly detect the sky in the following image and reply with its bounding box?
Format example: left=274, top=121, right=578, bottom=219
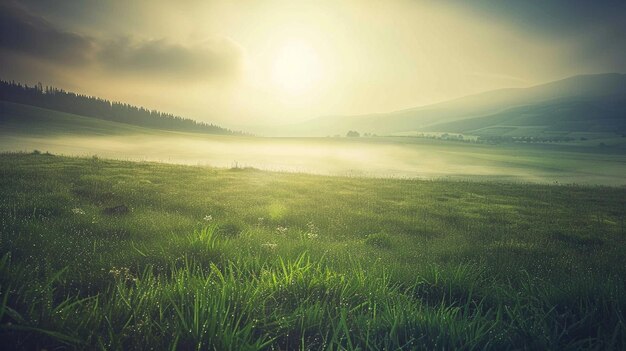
left=1, top=0, right=625, bottom=128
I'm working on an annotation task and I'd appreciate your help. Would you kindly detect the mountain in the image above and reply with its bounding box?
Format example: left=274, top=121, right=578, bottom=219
left=279, top=73, right=626, bottom=137
left=420, top=96, right=626, bottom=137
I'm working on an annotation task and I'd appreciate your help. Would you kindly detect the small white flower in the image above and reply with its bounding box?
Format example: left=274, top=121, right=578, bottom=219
left=306, top=221, right=319, bottom=239
left=203, top=215, right=213, bottom=221
left=261, top=242, right=278, bottom=250
left=276, top=226, right=288, bottom=235
left=71, top=208, right=85, bottom=215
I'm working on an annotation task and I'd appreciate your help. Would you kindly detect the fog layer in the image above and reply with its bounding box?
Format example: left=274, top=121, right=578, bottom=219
left=1, top=133, right=624, bottom=186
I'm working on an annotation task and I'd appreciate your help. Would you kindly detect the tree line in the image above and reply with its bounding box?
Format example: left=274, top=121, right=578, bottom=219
left=0, top=80, right=244, bottom=135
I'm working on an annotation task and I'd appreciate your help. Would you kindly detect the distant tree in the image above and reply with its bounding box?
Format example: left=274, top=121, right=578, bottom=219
left=0, top=80, right=244, bottom=135
left=346, top=130, right=360, bottom=137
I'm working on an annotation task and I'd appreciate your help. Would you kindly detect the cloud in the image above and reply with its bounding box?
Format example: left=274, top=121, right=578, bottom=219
left=444, top=0, right=626, bottom=74
left=99, top=37, right=243, bottom=80
left=448, top=0, right=626, bottom=35
left=0, top=2, right=244, bottom=81
left=0, top=3, right=95, bottom=64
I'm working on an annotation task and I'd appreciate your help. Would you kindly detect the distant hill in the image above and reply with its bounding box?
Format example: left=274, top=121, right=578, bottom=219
left=420, top=96, right=626, bottom=137
left=280, top=73, right=626, bottom=137
left=0, top=80, right=242, bottom=135
left=0, top=101, right=169, bottom=136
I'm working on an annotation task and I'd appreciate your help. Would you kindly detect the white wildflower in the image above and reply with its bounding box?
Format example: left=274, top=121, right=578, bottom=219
left=276, top=226, right=288, bottom=235
left=203, top=215, right=213, bottom=221
left=71, top=208, right=85, bottom=215
left=261, top=242, right=278, bottom=250
left=306, top=221, right=319, bottom=239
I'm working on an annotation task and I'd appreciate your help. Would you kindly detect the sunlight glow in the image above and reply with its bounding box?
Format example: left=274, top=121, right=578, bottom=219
left=270, top=40, right=322, bottom=96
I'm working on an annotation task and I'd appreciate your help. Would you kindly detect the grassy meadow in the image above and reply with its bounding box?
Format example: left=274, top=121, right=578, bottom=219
left=1, top=152, right=625, bottom=349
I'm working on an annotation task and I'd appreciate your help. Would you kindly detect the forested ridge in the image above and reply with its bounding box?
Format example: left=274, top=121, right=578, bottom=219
left=0, top=80, right=242, bottom=135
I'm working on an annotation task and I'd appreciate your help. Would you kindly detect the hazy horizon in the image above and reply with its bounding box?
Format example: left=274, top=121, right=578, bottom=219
left=2, top=0, right=625, bottom=129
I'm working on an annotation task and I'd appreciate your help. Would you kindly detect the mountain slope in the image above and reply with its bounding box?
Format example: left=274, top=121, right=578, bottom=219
left=0, top=101, right=179, bottom=136
left=423, top=96, right=626, bottom=136
left=283, top=73, right=626, bottom=136
left=0, top=80, right=240, bottom=135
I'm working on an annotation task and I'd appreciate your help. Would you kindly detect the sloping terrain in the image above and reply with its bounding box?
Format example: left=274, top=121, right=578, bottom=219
left=421, top=96, right=626, bottom=136
left=0, top=101, right=164, bottom=136
left=0, top=80, right=237, bottom=135
left=282, top=74, right=626, bottom=137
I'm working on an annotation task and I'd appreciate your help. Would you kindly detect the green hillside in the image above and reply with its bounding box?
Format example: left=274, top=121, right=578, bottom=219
left=0, top=101, right=175, bottom=136
left=280, top=74, right=626, bottom=137
left=423, top=97, right=626, bottom=137
left=0, top=80, right=237, bottom=135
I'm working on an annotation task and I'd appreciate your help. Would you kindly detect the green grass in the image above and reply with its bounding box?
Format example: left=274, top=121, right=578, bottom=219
left=0, top=152, right=625, bottom=350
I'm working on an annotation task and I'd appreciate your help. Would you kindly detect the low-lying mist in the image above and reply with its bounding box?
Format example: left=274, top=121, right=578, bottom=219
left=1, top=133, right=625, bottom=186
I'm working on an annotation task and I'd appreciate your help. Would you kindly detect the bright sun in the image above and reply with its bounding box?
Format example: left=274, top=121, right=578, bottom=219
left=271, top=40, right=322, bottom=96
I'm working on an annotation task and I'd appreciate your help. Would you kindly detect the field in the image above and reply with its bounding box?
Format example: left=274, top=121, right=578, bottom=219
left=1, top=153, right=625, bottom=349
left=2, top=102, right=626, bottom=186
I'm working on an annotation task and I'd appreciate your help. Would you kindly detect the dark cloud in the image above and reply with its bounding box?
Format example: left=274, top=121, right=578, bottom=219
left=449, top=0, right=626, bottom=35
left=99, top=37, right=242, bottom=80
left=448, top=0, right=626, bottom=73
left=0, top=2, right=243, bottom=81
left=0, top=3, right=95, bottom=64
